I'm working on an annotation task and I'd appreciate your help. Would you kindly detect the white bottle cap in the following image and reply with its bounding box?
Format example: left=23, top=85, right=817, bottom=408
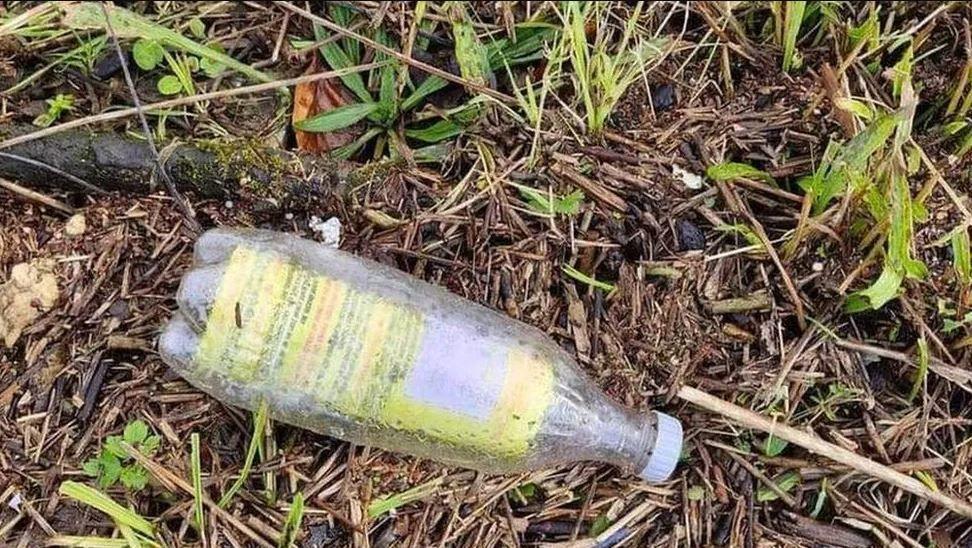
left=639, top=411, right=683, bottom=483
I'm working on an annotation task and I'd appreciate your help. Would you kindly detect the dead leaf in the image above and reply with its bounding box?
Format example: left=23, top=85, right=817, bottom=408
left=0, top=260, right=58, bottom=347
left=293, top=57, right=361, bottom=152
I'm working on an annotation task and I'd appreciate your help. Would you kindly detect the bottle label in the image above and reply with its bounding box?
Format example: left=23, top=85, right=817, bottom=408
left=194, top=246, right=553, bottom=457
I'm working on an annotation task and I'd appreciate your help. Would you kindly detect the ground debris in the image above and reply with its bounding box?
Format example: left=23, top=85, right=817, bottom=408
left=0, top=259, right=58, bottom=347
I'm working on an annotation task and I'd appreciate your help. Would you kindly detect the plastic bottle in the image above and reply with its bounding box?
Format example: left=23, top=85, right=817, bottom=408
left=159, top=228, right=682, bottom=482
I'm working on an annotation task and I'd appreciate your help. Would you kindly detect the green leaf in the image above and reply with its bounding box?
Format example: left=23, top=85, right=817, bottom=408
left=803, top=114, right=897, bottom=212
left=952, top=229, right=972, bottom=285
left=756, top=470, right=800, bottom=502
left=887, top=172, right=927, bottom=280
left=132, top=39, right=164, bottom=70
left=486, top=23, right=558, bottom=69
left=59, top=481, right=154, bottom=537
left=315, top=26, right=372, bottom=103
left=194, top=43, right=227, bottom=78
left=119, top=466, right=149, bottom=491
left=451, top=6, right=492, bottom=87
left=848, top=9, right=879, bottom=51
left=810, top=478, right=828, bottom=518
left=124, top=421, right=149, bottom=445
left=188, top=17, right=205, bottom=39
left=64, top=3, right=273, bottom=83
left=908, top=337, right=928, bottom=403
left=851, top=265, right=903, bottom=311
left=782, top=1, right=807, bottom=72
left=706, top=162, right=775, bottom=184
left=295, top=102, right=381, bottom=133
left=104, top=436, right=126, bottom=459
left=98, top=454, right=122, bottom=488
left=412, top=142, right=452, bottom=163
left=405, top=119, right=464, bottom=143
left=834, top=97, right=873, bottom=120
left=140, top=435, right=161, bottom=455
left=562, top=264, right=615, bottom=292
left=944, top=120, right=968, bottom=136
left=589, top=513, right=611, bottom=536
left=401, top=75, right=448, bottom=113
left=82, top=459, right=102, bottom=477
left=761, top=435, right=788, bottom=457
left=514, top=184, right=584, bottom=217
left=157, top=75, right=183, bottom=95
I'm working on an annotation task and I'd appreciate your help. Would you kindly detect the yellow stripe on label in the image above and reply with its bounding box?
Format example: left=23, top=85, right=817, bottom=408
left=281, top=276, right=347, bottom=388
left=229, top=255, right=292, bottom=382
left=195, top=247, right=262, bottom=373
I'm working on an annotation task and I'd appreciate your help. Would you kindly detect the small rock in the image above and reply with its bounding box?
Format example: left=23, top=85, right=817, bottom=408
left=284, top=212, right=294, bottom=220
left=64, top=213, right=86, bottom=237
left=673, top=165, right=703, bottom=190
left=109, top=300, right=130, bottom=321
left=677, top=219, right=706, bottom=251
left=309, top=216, right=341, bottom=248
left=0, top=260, right=58, bottom=347
left=224, top=200, right=234, bottom=209
left=812, top=262, right=824, bottom=272
left=651, top=83, right=675, bottom=111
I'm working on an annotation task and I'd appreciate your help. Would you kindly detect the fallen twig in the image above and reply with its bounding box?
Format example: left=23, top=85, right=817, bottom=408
left=677, top=385, right=972, bottom=520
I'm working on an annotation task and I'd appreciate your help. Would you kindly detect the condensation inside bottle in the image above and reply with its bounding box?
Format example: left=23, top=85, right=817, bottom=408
left=159, top=228, right=681, bottom=482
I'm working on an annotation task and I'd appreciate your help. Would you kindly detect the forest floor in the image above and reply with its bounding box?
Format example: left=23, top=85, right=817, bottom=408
left=1, top=2, right=972, bottom=547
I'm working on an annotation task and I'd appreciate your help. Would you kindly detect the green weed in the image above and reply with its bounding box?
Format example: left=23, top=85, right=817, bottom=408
left=561, top=2, right=667, bottom=134
left=706, top=162, right=775, bottom=184
left=278, top=493, right=305, bottom=548
left=82, top=420, right=161, bottom=492
left=297, top=5, right=554, bottom=160
left=190, top=433, right=205, bottom=536
left=756, top=470, right=800, bottom=502
left=59, top=481, right=155, bottom=542
left=953, top=229, right=972, bottom=287
left=218, top=400, right=268, bottom=508
left=33, top=93, right=74, bottom=127
left=513, top=183, right=584, bottom=217
left=368, top=477, right=442, bottom=518
left=562, top=264, right=615, bottom=292
left=779, top=1, right=807, bottom=72
left=63, top=3, right=270, bottom=83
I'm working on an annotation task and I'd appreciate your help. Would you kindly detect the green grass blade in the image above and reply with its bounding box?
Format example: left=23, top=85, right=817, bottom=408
left=190, top=433, right=205, bottom=535
left=368, top=478, right=442, bottom=519
left=401, top=75, right=449, bottom=113
left=562, top=264, right=615, bottom=292
left=706, top=162, right=775, bottom=184
left=218, top=400, right=269, bottom=508
left=62, top=3, right=272, bottom=83
left=277, top=493, right=305, bottom=548
left=58, top=481, right=154, bottom=538
left=781, top=1, right=806, bottom=72
left=908, top=338, right=929, bottom=403
left=315, top=25, right=372, bottom=103
left=295, top=102, right=381, bottom=133
left=953, top=229, right=972, bottom=285
left=404, top=119, right=464, bottom=143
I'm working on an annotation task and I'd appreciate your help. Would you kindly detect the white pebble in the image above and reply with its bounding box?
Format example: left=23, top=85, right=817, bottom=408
left=309, top=216, right=342, bottom=248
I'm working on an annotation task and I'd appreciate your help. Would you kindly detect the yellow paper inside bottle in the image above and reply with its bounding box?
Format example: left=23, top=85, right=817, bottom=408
left=194, top=246, right=554, bottom=457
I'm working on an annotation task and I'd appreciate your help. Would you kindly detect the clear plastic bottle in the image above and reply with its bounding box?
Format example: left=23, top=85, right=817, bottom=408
left=159, top=228, right=682, bottom=482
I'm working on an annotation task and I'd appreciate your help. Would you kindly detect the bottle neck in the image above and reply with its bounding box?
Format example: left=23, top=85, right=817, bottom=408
left=586, top=406, right=659, bottom=474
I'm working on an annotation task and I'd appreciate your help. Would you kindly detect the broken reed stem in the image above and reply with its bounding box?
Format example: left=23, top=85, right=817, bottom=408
left=0, top=176, right=74, bottom=214
left=677, top=385, right=972, bottom=520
